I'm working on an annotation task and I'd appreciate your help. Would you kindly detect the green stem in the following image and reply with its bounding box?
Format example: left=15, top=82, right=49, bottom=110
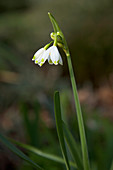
left=66, top=52, right=90, bottom=170
left=44, top=41, right=53, bottom=50
left=48, top=12, right=90, bottom=170
left=53, top=33, right=57, bottom=46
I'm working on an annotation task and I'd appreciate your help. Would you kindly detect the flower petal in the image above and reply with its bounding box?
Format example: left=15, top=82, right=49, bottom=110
left=35, top=54, right=43, bottom=64
left=35, top=49, right=50, bottom=66
left=32, top=48, right=45, bottom=61
left=48, top=56, right=53, bottom=64
left=59, top=55, right=63, bottom=65
left=50, top=46, right=60, bottom=65
left=38, top=50, right=50, bottom=66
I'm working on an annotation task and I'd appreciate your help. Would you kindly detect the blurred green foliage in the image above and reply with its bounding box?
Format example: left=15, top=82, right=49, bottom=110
left=0, top=0, right=113, bottom=83
left=84, top=112, right=113, bottom=170
left=18, top=99, right=113, bottom=170
left=0, top=0, right=113, bottom=109
left=0, top=0, right=113, bottom=169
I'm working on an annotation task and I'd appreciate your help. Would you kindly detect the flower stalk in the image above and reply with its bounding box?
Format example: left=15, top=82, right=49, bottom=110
left=48, top=12, right=90, bottom=170
left=66, top=52, right=90, bottom=170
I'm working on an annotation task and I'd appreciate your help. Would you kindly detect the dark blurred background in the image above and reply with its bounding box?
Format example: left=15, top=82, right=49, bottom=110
left=0, top=0, right=113, bottom=170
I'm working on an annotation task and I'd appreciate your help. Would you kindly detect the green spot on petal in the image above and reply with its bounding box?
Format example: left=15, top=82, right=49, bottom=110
left=49, top=59, right=53, bottom=64
left=54, top=61, right=57, bottom=64
left=41, top=58, right=44, bottom=62
left=32, top=56, right=35, bottom=60
left=40, top=63, right=43, bottom=66
left=35, top=60, right=38, bottom=64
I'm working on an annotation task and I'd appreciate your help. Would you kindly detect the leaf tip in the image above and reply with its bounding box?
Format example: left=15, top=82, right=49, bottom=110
left=48, top=12, right=51, bottom=16
left=54, top=91, right=59, bottom=95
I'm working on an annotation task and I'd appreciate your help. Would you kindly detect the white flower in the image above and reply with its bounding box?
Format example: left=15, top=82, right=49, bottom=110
left=47, top=46, right=63, bottom=65
left=32, top=46, right=63, bottom=67
left=32, top=48, right=46, bottom=66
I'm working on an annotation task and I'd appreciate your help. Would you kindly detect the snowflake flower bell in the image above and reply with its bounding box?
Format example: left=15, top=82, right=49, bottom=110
left=33, top=48, right=48, bottom=67
left=32, top=41, right=63, bottom=66
left=47, top=46, right=63, bottom=65
left=32, top=48, right=45, bottom=63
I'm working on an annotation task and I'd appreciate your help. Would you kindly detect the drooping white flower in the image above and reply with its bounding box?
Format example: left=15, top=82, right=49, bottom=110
left=47, top=46, right=63, bottom=65
left=32, top=48, right=48, bottom=67
left=32, top=45, right=63, bottom=67
left=32, top=48, right=45, bottom=61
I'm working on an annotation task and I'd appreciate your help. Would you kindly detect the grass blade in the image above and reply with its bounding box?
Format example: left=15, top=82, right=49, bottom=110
left=0, top=133, right=43, bottom=170
left=54, top=91, right=70, bottom=170
left=63, top=121, right=83, bottom=170
left=10, top=138, right=77, bottom=168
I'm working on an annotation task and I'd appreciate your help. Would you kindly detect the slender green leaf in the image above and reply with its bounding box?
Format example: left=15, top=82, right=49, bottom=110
left=54, top=91, right=70, bottom=170
left=63, top=121, right=83, bottom=170
left=10, top=138, right=77, bottom=168
left=0, top=133, right=43, bottom=170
